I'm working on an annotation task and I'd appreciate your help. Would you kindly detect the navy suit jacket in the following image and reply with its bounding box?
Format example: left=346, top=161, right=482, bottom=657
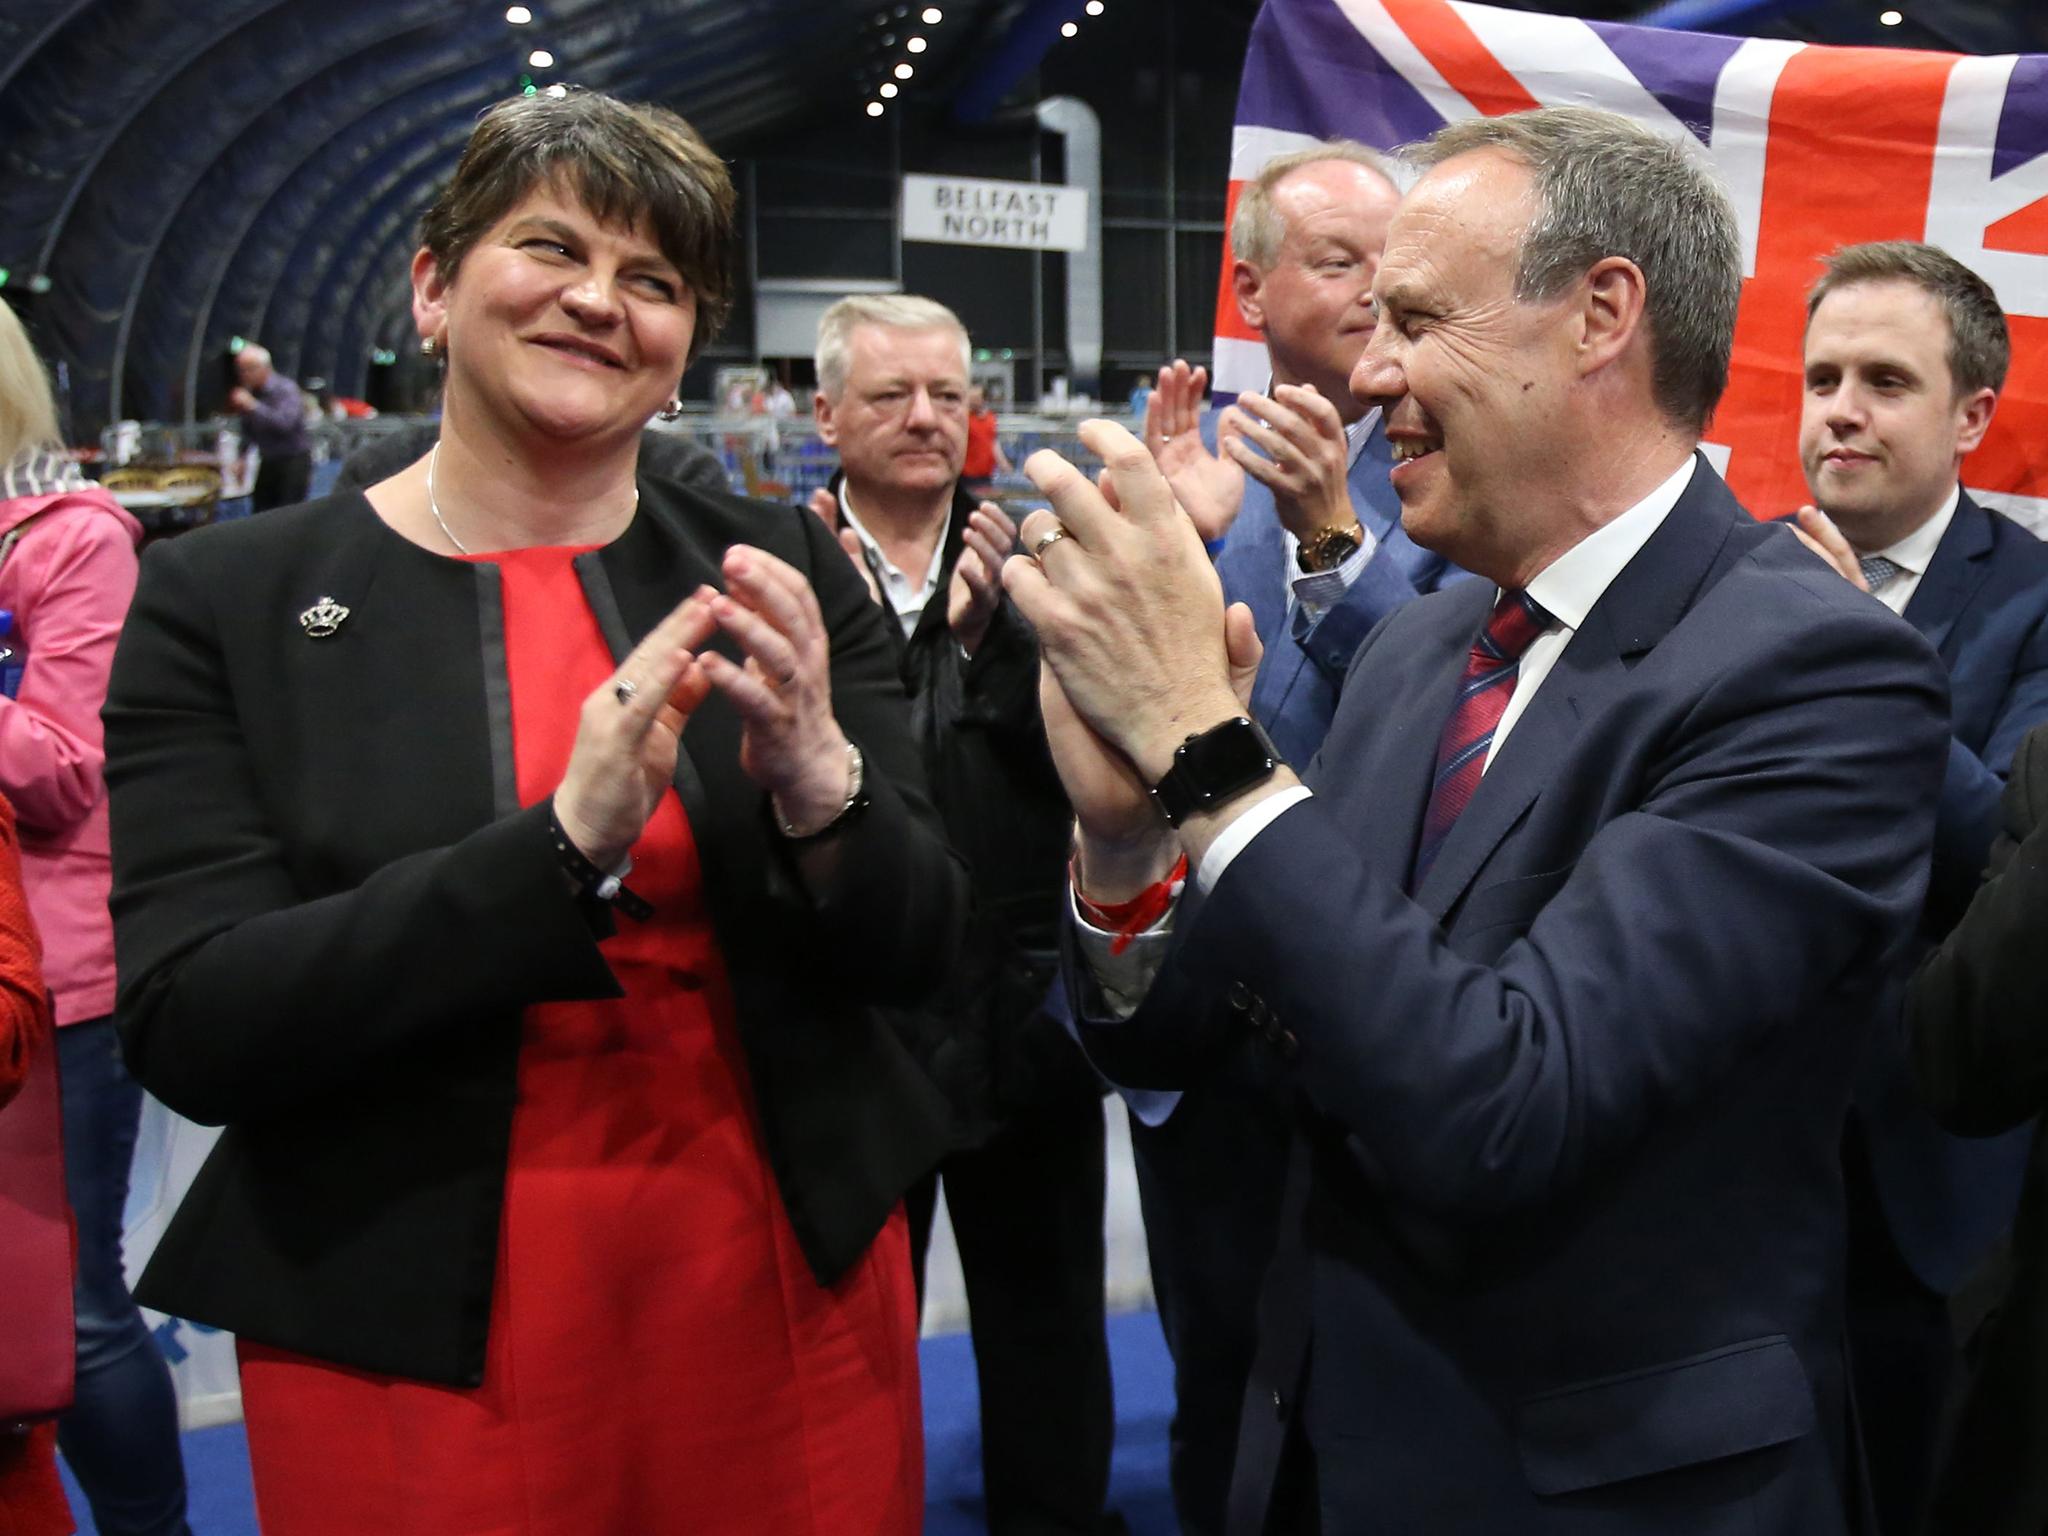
left=1081, top=460, right=1950, bottom=1533
left=1213, top=417, right=1466, bottom=766
left=1857, top=490, right=2048, bottom=1292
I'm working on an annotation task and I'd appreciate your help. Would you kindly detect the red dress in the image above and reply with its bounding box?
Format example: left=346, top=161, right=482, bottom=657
left=238, top=546, right=923, bottom=1536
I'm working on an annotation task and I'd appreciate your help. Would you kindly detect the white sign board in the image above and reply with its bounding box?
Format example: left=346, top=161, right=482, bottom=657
left=901, top=174, right=1090, bottom=253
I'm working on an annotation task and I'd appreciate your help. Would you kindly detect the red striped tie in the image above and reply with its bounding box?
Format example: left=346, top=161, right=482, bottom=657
left=1411, top=589, right=1553, bottom=888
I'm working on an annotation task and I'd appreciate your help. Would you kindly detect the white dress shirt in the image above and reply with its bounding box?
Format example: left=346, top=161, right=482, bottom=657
left=838, top=484, right=948, bottom=638
left=1860, top=485, right=1958, bottom=616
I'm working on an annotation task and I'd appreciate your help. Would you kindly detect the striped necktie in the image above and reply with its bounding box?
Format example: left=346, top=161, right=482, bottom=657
left=1412, top=589, right=1554, bottom=888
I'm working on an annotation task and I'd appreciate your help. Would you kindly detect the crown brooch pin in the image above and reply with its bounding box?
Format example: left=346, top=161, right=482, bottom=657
left=299, top=595, right=350, bottom=638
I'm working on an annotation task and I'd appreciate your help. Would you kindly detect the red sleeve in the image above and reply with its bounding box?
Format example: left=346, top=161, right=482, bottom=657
left=0, top=794, right=49, bottom=1110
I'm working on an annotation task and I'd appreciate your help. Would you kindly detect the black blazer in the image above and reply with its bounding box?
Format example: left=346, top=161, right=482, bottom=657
left=103, top=480, right=967, bottom=1387
left=1909, top=720, right=2048, bottom=1536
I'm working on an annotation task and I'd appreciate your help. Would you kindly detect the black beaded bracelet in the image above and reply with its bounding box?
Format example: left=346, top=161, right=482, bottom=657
left=546, top=805, right=653, bottom=922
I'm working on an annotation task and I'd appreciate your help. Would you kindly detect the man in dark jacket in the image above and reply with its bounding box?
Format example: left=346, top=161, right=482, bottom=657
left=809, top=292, right=1118, bottom=1536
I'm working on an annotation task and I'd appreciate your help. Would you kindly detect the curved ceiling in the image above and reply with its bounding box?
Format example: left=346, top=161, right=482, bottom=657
left=8, top=0, right=2047, bottom=436
left=0, top=0, right=1005, bottom=434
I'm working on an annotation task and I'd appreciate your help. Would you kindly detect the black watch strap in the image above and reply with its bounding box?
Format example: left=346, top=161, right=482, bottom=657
left=1150, top=716, right=1283, bottom=828
left=547, top=804, right=653, bottom=922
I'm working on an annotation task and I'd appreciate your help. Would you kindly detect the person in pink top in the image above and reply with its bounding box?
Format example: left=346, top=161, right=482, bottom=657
left=0, top=298, right=188, bottom=1536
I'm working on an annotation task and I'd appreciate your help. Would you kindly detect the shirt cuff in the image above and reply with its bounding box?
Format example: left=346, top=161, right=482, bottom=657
left=1070, top=883, right=1175, bottom=1021
left=1195, top=785, right=1313, bottom=896
left=1291, top=524, right=1378, bottom=620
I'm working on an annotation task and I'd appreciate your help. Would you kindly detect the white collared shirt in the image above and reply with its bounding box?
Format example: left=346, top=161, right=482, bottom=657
left=838, top=483, right=948, bottom=638
left=1861, top=485, right=1959, bottom=616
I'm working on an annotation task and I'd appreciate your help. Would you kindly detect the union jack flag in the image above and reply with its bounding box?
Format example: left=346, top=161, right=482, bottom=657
left=1216, top=0, right=2048, bottom=529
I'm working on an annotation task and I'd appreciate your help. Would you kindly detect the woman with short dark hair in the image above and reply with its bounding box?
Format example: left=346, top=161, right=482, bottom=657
left=105, top=91, right=962, bottom=1536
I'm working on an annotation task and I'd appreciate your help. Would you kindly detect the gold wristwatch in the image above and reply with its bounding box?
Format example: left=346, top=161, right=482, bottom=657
left=1296, top=520, right=1364, bottom=573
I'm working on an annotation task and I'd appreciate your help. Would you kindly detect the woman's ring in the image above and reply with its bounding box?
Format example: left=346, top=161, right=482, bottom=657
left=1030, top=525, right=1069, bottom=560
left=613, top=677, right=639, bottom=706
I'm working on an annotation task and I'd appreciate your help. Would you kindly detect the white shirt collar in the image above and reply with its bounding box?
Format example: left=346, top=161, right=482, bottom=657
left=1523, top=455, right=1699, bottom=632
left=1871, top=484, right=1960, bottom=578
left=837, top=481, right=949, bottom=626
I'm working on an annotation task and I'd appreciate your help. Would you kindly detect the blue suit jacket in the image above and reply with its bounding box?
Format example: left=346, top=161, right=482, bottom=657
left=1858, top=490, right=2048, bottom=1292
left=1082, top=460, right=1950, bottom=1532
left=1213, top=420, right=1466, bottom=766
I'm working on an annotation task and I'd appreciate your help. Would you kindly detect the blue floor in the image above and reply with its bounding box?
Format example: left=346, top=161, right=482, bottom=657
left=59, top=1309, right=1179, bottom=1535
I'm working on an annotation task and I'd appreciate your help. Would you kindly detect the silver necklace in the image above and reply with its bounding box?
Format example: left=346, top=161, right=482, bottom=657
left=425, top=444, right=471, bottom=555
left=426, top=442, right=641, bottom=556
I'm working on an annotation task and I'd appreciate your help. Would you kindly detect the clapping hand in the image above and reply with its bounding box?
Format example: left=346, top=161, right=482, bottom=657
left=1144, top=360, right=1244, bottom=546
left=947, top=501, right=1018, bottom=656
left=1219, top=384, right=1357, bottom=544
left=698, top=547, right=855, bottom=836
left=807, top=487, right=883, bottom=607
left=1003, top=419, right=1271, bottom=896
left=552, top=594, right=720, bottom=871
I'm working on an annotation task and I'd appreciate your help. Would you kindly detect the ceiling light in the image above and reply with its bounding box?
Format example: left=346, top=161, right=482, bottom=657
left=528, top=48, right=554, bottom=67
left=879, top=81, right=899, bottom=98
left=1878, top=6, right=1903, bottom=20
left=894, top=61, right=914, bottom=78
left=866, top=101, right=885, bottom=117
left=1060, top=20, right=1078, bottom=36
left=922, top=6, right=943, bottom=21
left=906, top=36, right=927, bottom=52
left=505, top=4, right=532, bottom=21
left=1085, top=0, right=1104, bottom=12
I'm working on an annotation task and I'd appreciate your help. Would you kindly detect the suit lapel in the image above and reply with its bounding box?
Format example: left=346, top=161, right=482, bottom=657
left=1221, top=476, right=1291, bottom=648
left=1901, top=491, right=1994, bottom=660
left=1411, top=456, right=1742, bottom=919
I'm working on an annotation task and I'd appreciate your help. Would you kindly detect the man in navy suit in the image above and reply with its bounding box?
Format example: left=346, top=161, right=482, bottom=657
left=1005, top=106, right=1950, bottom=1534
left=1130, top=144, right=1468, bottom=1535
left=1788, top=240, right=2048, bottom=1535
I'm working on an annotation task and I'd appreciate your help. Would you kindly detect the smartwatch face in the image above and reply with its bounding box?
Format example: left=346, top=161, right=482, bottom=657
left=1185, top=718, right=1279, bottom=800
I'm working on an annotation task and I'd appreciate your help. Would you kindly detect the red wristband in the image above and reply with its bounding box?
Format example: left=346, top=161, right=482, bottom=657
left=1074, top=854, right=1189, bottom=957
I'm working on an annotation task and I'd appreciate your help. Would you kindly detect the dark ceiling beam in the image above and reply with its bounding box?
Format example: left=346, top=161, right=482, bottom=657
left=115, top=8, right=485, bottom=422
left=174, top=52, right=514, bottom=420
left=949, top=0, right=1084, bottom=124
left=82, top=2, right=469, bottom=425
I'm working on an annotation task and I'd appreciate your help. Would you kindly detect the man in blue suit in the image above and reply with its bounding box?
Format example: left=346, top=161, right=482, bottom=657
left=1129, top=144, right=1468, bottom=1535
left=1788, top=240, right=2048, bottom=1535
left=1005, top=106, right=1950, bottom=1534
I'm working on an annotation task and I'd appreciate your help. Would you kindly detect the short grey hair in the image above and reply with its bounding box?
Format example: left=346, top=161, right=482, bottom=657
left=1807, top=241, right=2009, bottom=397
left=814, top=294, right=971, bottom=400
left=1409, top=107, right=1742, bottom=433
left=1230, top=141, right=1398, bottom=269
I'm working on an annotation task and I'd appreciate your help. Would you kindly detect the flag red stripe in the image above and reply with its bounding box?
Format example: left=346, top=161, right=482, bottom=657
left=1380, top=0, right=1542, bottom=117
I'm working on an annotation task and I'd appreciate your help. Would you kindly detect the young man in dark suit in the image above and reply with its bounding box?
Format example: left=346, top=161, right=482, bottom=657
left=1787, top=240, right=2048, bottom=1536
left=1007, top=107, right=1950, bottom=1534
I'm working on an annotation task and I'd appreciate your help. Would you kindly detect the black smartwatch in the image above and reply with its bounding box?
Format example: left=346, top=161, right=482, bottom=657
left=1149, top=716, right=1283, bottom=828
